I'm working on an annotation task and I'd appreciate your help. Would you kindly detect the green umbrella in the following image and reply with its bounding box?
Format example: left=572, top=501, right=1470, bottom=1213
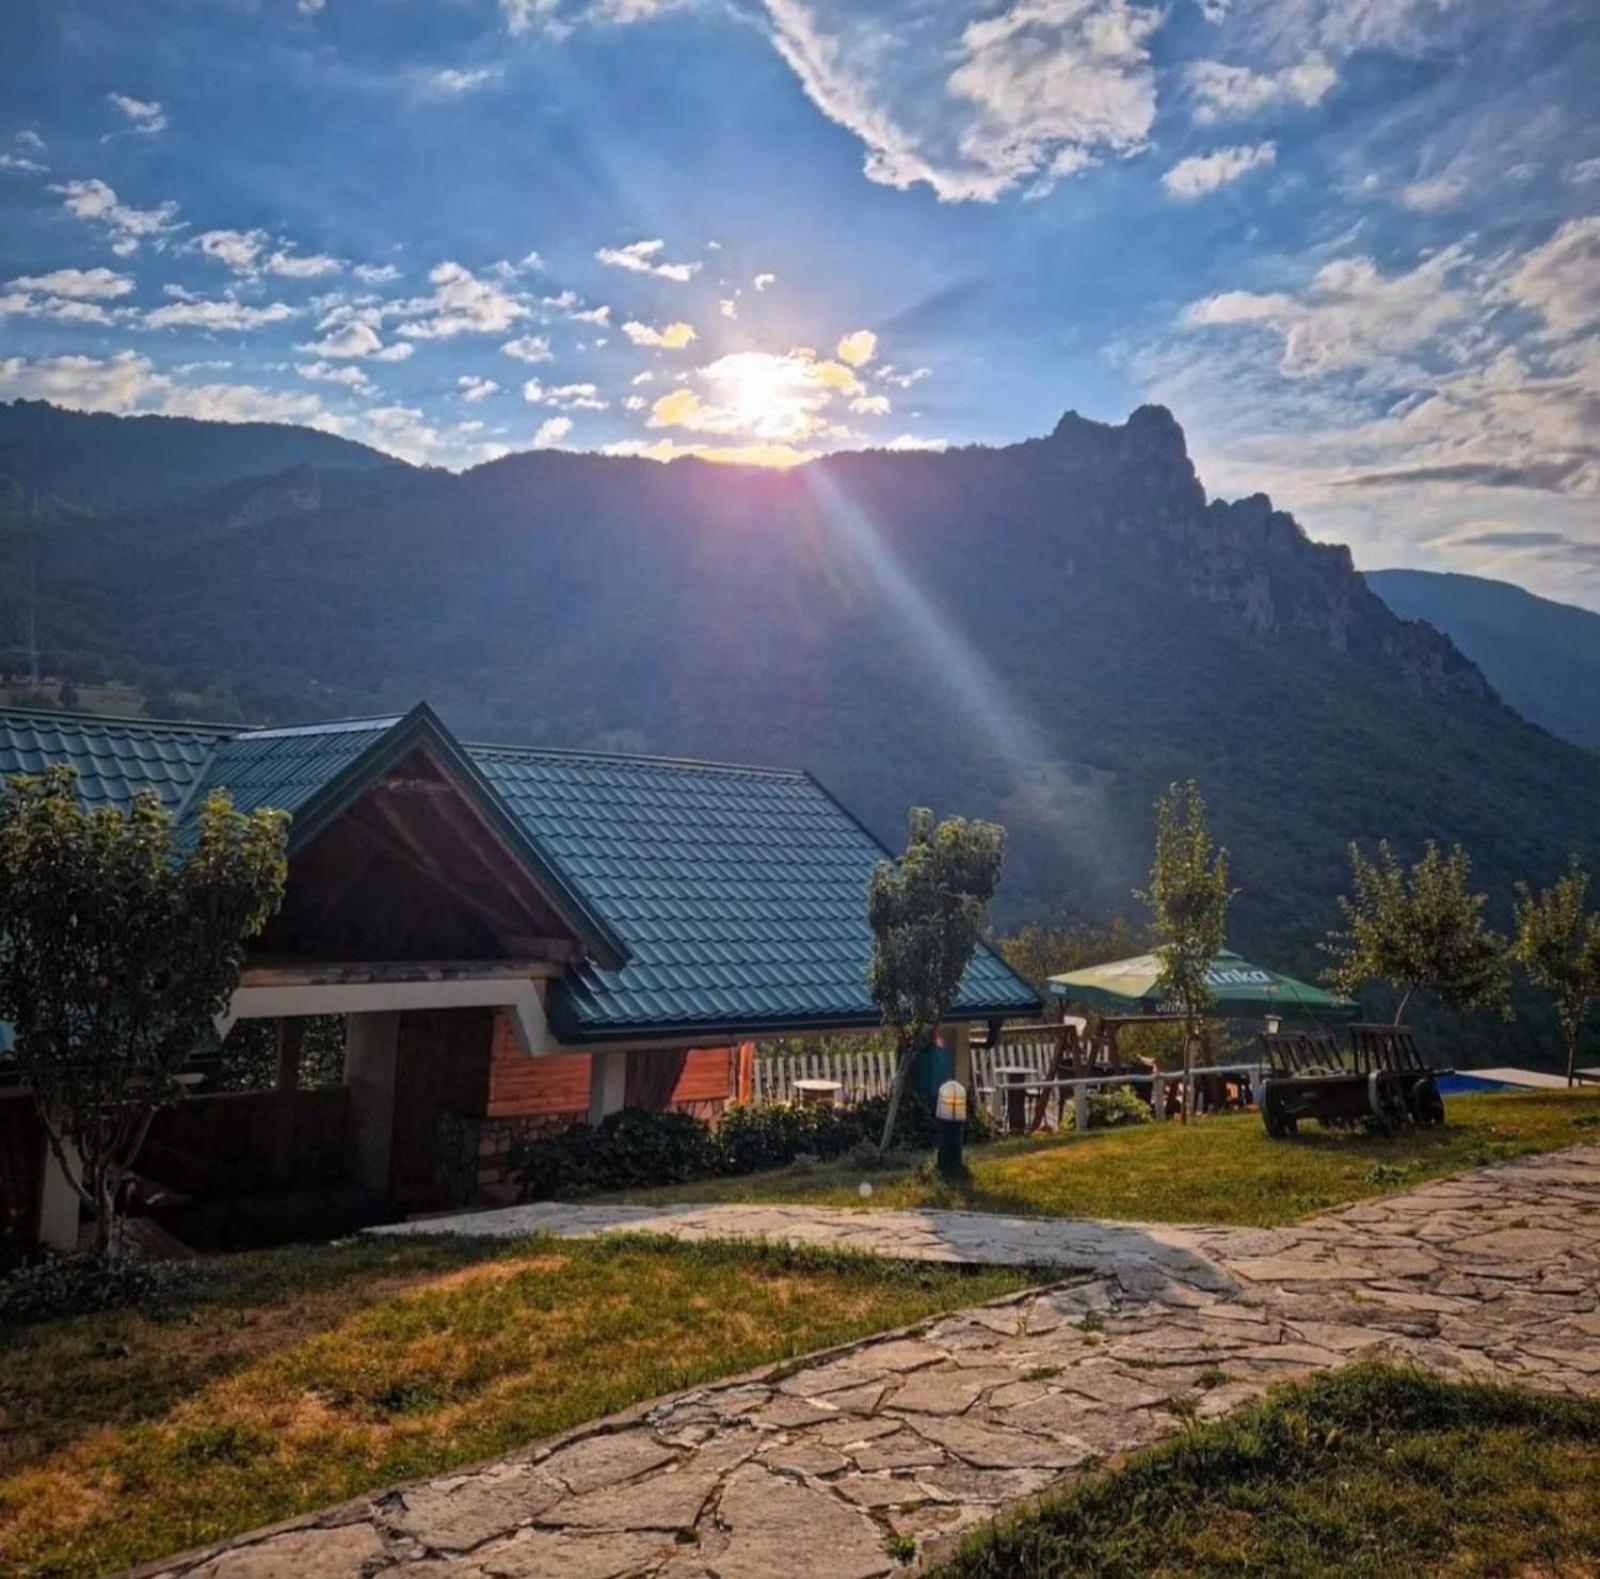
left=1047, top=948, right=1359, bottom=1022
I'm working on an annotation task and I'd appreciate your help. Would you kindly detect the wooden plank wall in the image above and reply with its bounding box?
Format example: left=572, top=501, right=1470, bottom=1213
left=485, top=1013, right=735, bottom=1120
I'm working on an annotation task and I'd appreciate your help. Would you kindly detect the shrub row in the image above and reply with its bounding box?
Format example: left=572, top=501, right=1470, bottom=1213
left=510, top=1089, right=996, bottom=1202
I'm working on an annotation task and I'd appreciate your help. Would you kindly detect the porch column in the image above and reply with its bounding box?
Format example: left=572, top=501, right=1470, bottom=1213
left=587, top=1049, right=627, bottom=1127
left=345, top=1011, right=400, bottom=1196
left=38, top=1138, right=81, bottom=1252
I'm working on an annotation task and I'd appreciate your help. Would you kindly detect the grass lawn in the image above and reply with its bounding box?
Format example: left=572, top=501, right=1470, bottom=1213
left=0, top=1233, right=1030, bottom=1578
left=936, top=1363, right=1600, bottom=1578
left=608, top=1089, right=1600, bottom=1227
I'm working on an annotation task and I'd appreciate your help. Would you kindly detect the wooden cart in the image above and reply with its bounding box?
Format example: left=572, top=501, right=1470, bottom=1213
left=1257, top=1026, right=1445, bottom=1137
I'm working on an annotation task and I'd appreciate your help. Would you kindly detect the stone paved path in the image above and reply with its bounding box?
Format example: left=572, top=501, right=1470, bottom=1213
left=143, top=1146, right=1600, bottom=1579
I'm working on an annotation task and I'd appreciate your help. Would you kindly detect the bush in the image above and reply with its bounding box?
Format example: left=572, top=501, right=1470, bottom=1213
left=510, top=1087, right=998, bottom=1202
left=0, top=1249, right=209, bottom=1328
left=1086, top=1084, right=1154, bottom=1129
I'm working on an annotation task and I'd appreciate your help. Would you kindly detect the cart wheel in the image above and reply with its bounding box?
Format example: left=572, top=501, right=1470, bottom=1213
left=1261, top=1082, right=1297, bottom=1139
left=1409, top=1077, right=1446, bottom=1128
left=1367, top=1071, right=1410, bottom=1135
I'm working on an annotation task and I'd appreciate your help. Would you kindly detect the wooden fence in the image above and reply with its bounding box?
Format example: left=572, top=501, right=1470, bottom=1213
left=750, top=1027, right=1074, bottom=1105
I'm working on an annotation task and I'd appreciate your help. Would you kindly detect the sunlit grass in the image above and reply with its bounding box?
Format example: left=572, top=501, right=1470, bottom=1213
left=0, top=1233, right=1030, bottom=1578
left=608, top=1090, right=1600, bottom=1227
left=937, top=1363, right=1600, bottom=1578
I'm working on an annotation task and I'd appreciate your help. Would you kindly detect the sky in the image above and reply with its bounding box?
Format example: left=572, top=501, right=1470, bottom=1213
left=1, top=0, right=1597, bottom=602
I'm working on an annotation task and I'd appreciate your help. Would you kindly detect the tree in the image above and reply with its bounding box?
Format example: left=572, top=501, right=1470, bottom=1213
left=1323, top=840, right=1508, bottom=1024
left=867, top=807, right=1005, bottom=1154
left=0, top=766, right=287, bottom=1254
left=1135, top=782, right=1232, bottom=1123
left=1511, top=857, right=1600, bottom=1087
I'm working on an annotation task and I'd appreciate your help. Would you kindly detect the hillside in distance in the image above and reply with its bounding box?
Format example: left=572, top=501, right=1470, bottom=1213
left=1370, top=568, right=1600, bottom=749
left=4, top=401, right=1597, bottom=1063
left=0, top=399, right=398, bottom=513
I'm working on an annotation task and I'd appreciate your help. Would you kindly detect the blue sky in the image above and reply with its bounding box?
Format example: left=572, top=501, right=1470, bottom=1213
left=2, top=0, right=1597, bottom=600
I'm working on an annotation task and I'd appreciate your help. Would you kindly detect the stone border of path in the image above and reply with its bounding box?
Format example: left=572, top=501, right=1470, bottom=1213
left=133, top=1145, right=1600, bottom=1579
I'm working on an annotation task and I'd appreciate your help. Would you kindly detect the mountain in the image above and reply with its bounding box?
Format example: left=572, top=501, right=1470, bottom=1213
left=1370, top=569, right=1600, bottom=749
left=5, top=400, right=1597, bottom=1063
left=0, top=399, right=400, bottom=513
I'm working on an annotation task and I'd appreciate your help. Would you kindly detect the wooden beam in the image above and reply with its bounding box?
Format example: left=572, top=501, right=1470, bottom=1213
left=240, top=957, right=571, bottom=989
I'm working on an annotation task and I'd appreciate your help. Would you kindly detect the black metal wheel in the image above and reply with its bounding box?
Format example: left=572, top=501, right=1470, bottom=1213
left=1261, top=1081, right=1298, bottom=1139
left=1367, top=1070, right=1411, bottom=1135
left=1408, top=1076, right=1446, bottom=1128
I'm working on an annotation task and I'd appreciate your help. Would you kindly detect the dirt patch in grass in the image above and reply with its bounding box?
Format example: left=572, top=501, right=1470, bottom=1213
left=0, top=1233, right=1028, bottom=1578
left=936, top=1364, right=1600, bottom=1579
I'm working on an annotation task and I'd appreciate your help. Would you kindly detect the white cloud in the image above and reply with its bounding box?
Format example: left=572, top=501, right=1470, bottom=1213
left=763, top=0, right=1159, bottom=202
left=0, top=153, right=47, bottom=175
left=353, top=262, right=402, bottom=285
left=595, top=238, right=701, bottom=282
left=621, top=319, right=697, bottom=348
left=836, top=328, right=876, bottom=366
left=393, top=261, right=529, bottom=338
left=458, top=375, right=501, bottom=401
left=7, top=266, right=133, bottom=300
left=107, top=93, right=166, bottom=136
left=878, top=363, right=931, bottom=388
left=299, top=321, right=400, bottom=359
left=1187, top=54, right=1335, bottom=122
left=850, top=393, right=891, bottom=415
left=523, top=378, right=607, bottom=410
left=882, top=433, right=949, bottom=451
left=1398, top=172, right=1466, bottom=213
left=421, top=67, right=499, bottom=99
left=753, top=272, right=777, bottom=290
left=0, top=292, right=115, bottom=326
left=502, top=334, right=553, bottom=362
left=141, top=297, right=298, bottom=331
left=631, top=369, right=655, bottom=385
left=194, top=229, right=341, bottom=279
left=296, top=359, right=375, bottom=394
left=267, top=249, right=341, bottom=279
left=719, top=297, right=738, bottom=319
left=624, top=393, right=648, bottom=410
left=1570, top=158, right=1600, bottom=186
left=571, top=304, right=611, bottom=325
left=15, top=131, right=45, bottom=152
left=1162, top=141, right=1276, bottom=198
left=1504, top=215, right=1600, bottom=339
left=359, top=403, right=509, bottom=467
left=534, top=414, right=574, bottom=447
left=53, top=178, right=182, bottom=255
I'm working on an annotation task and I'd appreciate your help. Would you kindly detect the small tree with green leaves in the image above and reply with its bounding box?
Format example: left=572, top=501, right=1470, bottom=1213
left=1135, top=781, right=1232, bottom=1122
left=1511, top=856, right=1600, bottom=1087
left=867, top=807, right=1005, bottom=1154
left=0, top=766, right=288, bottom=1255
left=1323, top=840, right=1508, bottom=1024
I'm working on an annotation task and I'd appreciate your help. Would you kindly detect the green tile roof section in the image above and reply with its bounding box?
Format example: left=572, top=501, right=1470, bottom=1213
left=0, top=706, right=1041, bottom=1042
left=175, top=717, right=402, bottom=825
left=469, top=745, right=1040, bottom=1041
left=0, top=710, right=229, bottom=812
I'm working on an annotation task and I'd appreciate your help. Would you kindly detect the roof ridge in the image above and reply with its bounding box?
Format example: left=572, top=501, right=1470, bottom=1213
left=0, top=704, right=239, bottom=736
left=464, top=740, right=807, bottom=777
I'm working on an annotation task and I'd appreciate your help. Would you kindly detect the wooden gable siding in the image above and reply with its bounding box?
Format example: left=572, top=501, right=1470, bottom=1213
left=485, top=1013, right=734, bottom=1120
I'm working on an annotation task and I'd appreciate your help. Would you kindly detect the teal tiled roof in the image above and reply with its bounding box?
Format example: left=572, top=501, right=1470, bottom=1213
left=0, top=711, right=228, bottom=812
left=176, top=717, right=401, bottom=824
left=469, top=745, right=1039, bottom=1040
left=0, top=706, right=1040, bottom=1041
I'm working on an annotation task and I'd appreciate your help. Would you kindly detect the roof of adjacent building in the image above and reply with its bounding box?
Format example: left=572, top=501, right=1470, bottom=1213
left=0, top=704, right=1041, bottom=1041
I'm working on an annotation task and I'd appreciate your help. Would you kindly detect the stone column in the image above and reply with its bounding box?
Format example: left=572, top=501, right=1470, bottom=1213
left=587, top=1049, right=627, bottom=1127
left=344, top=1011, right=400, bottom=1197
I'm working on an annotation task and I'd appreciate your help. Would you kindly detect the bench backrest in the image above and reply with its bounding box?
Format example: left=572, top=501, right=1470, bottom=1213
left=1259, top=1031, right=1344, bottom=1077
left=1348, top=1023, right=1427, bottom=1074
